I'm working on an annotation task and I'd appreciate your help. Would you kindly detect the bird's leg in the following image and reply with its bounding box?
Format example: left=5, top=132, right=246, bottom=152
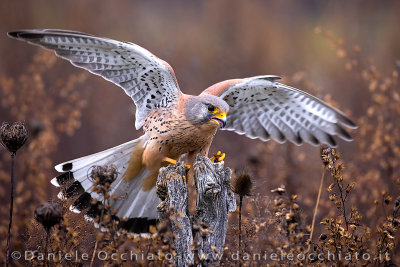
left=210, top=151, right=226, bottom=163
left=163, top=157, right=191, bottom=171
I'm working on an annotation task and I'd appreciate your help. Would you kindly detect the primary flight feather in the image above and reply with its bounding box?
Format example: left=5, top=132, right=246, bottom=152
left=8, top=29, right=356, bottom=232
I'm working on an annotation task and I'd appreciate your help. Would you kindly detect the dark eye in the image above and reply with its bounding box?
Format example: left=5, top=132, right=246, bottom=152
left=207, top=105, right=216, bottom=112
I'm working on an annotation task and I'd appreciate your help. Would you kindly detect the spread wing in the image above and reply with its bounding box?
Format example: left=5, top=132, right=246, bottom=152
left=8, top=29, right=181, bottom=130
left=202, top=75, right=357, bottom=146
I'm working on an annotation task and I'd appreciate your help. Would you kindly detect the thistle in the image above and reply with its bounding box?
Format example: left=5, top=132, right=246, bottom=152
left=34, top=202, right=63, bottom=267
left=34, top=202, right=63, bottom=232
left=0, top=122, right=28, bottom=154
left=1, top=122, right=28, bottom=267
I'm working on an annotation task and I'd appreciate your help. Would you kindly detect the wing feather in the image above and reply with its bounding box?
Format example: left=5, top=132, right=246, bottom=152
left=202, top=75, right=357, bottom=147
left=8, top=29, right=181, bottom=129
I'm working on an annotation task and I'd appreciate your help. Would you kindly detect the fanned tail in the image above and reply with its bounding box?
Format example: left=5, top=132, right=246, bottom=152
left=52, top=135, right=160, bottom=233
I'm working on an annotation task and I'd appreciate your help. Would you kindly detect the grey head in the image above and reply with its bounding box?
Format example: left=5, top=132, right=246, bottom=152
left=184, top=94, right=229, bottom=128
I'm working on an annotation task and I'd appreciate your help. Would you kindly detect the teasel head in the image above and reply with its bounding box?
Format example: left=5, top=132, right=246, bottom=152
left=232, top=172, right=253, bottom=197
left=34, top=202, right=63, bottom=232
left=0, top=122, right=28, bottom=154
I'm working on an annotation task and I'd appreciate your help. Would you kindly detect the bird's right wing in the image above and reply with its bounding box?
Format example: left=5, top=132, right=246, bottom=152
left=202, top=75, right=357, bottom=147
left=8, top=29, right=181, bottom=129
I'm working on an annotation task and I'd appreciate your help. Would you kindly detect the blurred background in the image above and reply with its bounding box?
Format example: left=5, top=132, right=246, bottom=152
left=0, top=0, right=399, bottom=265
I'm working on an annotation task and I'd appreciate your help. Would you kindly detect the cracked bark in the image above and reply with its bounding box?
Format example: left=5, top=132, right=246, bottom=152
left=157, top=155, right=236, bottom=267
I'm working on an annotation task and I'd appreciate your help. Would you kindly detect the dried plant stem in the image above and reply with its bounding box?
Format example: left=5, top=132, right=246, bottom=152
left=238, top=195, right=243, bottom=265
left=336, top=179, right=349, bottom=230
left=144, top=237, right=153, bottom=260
left=90, top=201, right=106, bottom=267
left=44, top=231, right=49, bottom=267
left=239, top=197, right=243, bottom=242
left=309, top=168, right=325, bottom=245
left=90, top=239, right=99, bottom=267
left=6, top=153, right=15, bottom=267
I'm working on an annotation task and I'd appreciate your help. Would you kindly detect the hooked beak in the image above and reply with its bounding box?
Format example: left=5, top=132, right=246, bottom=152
left=211, top=113, right=227, bottom=128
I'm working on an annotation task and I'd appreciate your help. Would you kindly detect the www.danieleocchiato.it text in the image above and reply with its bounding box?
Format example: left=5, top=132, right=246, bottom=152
left=10, top=250, right=391, bottom=263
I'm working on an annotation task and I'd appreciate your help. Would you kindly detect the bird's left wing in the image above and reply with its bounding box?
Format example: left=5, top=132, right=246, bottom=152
left=8, top=29, right=181, bottom=130
left=201, top=75, right=357, bottom=147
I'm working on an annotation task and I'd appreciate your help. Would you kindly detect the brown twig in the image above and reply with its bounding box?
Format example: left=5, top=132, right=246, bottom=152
left=6, top=153, right=15, bottom=267
left=309, top=168, right=325, bottom=243
left=238, top=195, right=243, bottom=267
left=44, top=231, right=49, bottom=267
left=336, top=178, right=349, bottom=230
left=306, top=167, right=325, bottom=265
left=89, top=202, right=106, bottom=267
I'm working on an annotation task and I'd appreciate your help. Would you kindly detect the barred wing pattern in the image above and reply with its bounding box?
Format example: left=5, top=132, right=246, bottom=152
left=8, top=29, right=181, bottom=129
left=203, top=75, right=357, bottom=146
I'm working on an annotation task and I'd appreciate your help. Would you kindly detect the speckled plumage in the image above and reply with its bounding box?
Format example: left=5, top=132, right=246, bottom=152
left=9, top=29, right=357, bottom=232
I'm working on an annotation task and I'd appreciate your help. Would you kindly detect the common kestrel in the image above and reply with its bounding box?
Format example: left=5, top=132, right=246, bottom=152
left=8, top=29, right=356, bottom=232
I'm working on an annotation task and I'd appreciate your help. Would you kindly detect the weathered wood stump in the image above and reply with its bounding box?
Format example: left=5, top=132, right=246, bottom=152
left=156, top=161, right=194, bottom=266
left=156, top=154, right=236, bottom=267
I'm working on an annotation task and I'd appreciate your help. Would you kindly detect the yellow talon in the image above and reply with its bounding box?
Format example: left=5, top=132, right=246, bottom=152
left=163, top=157, right=191, bottom=170
left=164, top=157, right=177, bottom=165
left=211, top=151, right=226, bottom=163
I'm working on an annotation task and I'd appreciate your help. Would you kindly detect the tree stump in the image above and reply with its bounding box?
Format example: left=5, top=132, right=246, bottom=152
left=156, top=162, right=194, bottom=266
left=156, top=155, right=236, bottom=267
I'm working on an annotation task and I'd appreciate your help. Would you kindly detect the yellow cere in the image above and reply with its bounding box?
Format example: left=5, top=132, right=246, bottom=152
left=212, top=113, right=227, bottom=119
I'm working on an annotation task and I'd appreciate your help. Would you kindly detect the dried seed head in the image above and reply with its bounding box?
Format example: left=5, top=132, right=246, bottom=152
left=28, top=118, right=44, bottom=139
left=34, top=202, right=63, bottom=231
left=232, top=172, right=253, bottom=197
left=320, top=145, right=340, bottom=168
left=274, top=198, right=284, bottom=206
left=0, top=122, right=28, bottom=154
left=320, top=145, right=332, bottom=166
left=247, top=155, right=260, bottom=165
left=271, top=185, right=286, bottom=195
left=90, top=165, right=118, bottom=186
left=384, top=195, right=393, bottom=205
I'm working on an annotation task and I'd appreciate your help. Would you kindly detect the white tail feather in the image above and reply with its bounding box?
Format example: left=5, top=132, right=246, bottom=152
left=54, top=137, right=144, bottom=172
left=110, top=168, right=159, bottom=219
left=53, top=135, right=160, bottom=220
left=51, top=177, right=61, bottom=187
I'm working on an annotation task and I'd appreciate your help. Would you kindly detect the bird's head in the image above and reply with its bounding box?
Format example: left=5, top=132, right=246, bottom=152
left=184, top=95, right=229, bottom=129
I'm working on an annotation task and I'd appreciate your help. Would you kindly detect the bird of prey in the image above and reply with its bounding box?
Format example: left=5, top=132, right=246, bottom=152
left=8, top=29, right=356, bottom=232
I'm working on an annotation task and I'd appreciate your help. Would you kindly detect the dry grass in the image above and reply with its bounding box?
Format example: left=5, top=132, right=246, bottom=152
left=0, top=20, right=399, bottom=266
